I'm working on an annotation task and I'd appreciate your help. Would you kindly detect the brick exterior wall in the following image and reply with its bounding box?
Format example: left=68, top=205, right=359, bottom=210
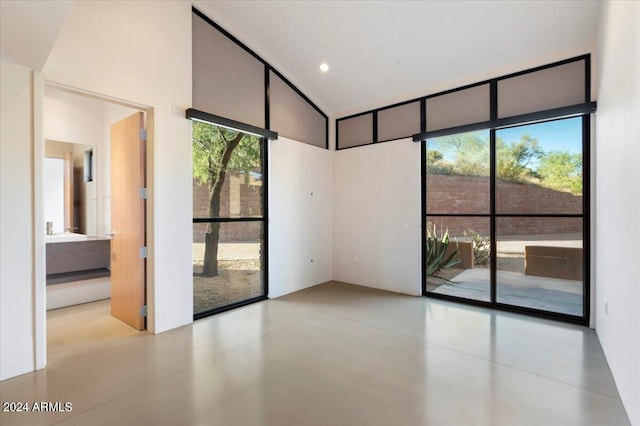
left=194, top=173, right=582, bottom=242
left=427, top=175, right=583, bottom=237
left=193, top=172, right=263, bottom=243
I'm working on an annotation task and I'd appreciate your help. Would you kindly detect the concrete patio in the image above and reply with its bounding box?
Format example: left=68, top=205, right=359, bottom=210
left=431, top=268, right=583, bottom=316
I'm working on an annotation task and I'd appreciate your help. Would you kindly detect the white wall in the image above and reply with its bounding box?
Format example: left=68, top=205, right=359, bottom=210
left=43, top=158, right=65, bottom=234
left=0, top=61, right=34, bottom=380
left=269, top=137, right=333, bottom=298
left=42, top=0, right=193, bottom=334
left=595, top=1, right=640, bottom=423
left=333, top=139, right=421, bottom=295
left=1, top=0, right=337, bottom=381
left=44, top=86, right=104, bottom=146
left=44, top=88, right=105, bottom=236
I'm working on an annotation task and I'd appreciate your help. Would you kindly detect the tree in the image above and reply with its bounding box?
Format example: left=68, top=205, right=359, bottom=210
left=192, top=121, right=261, bottom=276
left=427, top=132, right=489, bottom=176
left=446, top=133, right=489, bottom=176
left=496, top=134, right=543, bottom=182
left=537, top=150, right=582, bottom=195
left=426, top=149, right=452, bottom=174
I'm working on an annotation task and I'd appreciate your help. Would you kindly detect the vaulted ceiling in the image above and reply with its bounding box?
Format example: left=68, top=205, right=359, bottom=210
left=194, top=1, right=601, bottom=116
left=0, top=0, right=73, bottom=71
left=1, top=1, right=601, bottom=117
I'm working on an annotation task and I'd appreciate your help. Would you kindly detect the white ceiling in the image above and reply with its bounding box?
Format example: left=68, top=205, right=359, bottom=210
left=195, top=0, right=601, bottom=117
left=0, top=0, right=74, bottom=71
left=1, top=1, right=601, bottom=117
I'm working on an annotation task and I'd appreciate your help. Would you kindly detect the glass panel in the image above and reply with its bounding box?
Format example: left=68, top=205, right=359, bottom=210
left=193, top=222, right=265, bottom=314
left=192, top=121, right=264, bottom=219
left=377, top=101, right=420, bottom=142
left=338, top=113, right=373, bottom=149
left=426, top=130, right=490, bottom=214
left=270, top=70, right=326, bottom=148
left=426, top=216, right=491, bottom=302
left=497, top=60, right=585, bottom=118
left=192, top=12, right=265, bottom=128
left=496, top=217, right=583, bottom=316
left=496, top=118, right=583, bottom=215
left=426, top=84, right=490, bottom=131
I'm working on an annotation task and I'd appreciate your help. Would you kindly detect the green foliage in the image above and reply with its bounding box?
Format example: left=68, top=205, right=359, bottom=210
left=192, top=121, right=261, bottom=186
left=426, top=223, right=461, bottom=275
left=537, top=150, right=582, bottom=195
left=496, top=134, right=543, bottom=183
left=192, top=120, right=262, bottom=276
left=464, top=229, right=490, bottom=266
left=426, top=132, right=489, bottom=177
left=428, top=131, right=582, bottom=195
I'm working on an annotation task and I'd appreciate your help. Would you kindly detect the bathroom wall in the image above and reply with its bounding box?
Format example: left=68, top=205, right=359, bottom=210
left=44, top=87, right=104, bottom=236
left=44, top=87, right=139, bottom=238
left=44, top=157, right=65, bottom=234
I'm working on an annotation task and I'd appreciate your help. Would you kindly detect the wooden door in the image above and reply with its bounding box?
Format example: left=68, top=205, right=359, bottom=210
left=110, top=112, right=146, bottom=330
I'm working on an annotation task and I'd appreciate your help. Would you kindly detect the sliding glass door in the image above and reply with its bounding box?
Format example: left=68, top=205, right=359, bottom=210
left=192, top=121, right=267, bottom=318
left=424, top=117, right=587, bottom=322
left=425, top=130, right=492, bottom=302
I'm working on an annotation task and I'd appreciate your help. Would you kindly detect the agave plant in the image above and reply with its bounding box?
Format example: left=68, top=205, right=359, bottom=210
left=464, top=229, right=490, bottom=266
left=426, top=223, right=461, bottom=276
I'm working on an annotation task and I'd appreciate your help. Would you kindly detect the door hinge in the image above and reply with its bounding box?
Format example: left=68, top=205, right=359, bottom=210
left=139, top=128, right=147, bottom=141
left=139, top=187, right=148, bottom=199
left=140, top=305, right=147, bottom=317
left=139, top=246, right=148, bottom=258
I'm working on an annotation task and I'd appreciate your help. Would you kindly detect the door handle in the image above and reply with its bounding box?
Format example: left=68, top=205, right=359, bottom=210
left=106, top=232, right=115, bottom=237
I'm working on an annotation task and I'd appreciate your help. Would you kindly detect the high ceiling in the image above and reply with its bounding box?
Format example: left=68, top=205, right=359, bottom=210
left=1, top=1, right=601, bottom=117
left=0, top=0, right=73, bottom=71
left=194, top=1, right=601, bottom=117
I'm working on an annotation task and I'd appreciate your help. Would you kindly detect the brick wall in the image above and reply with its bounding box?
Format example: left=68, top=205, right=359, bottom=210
left=427, top=175, right=583, bottom=236
left=193, top=172, right=263, bottom=242
left=194, top=173, right=582, bottom=242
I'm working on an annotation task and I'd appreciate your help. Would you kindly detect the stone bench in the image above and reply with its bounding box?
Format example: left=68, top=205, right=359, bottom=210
left=444, top=241, right=474, bottom=269
left=525, top=245, right=583, bottom=281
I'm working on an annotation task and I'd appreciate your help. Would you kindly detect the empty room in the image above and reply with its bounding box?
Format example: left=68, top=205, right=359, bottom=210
left=0, top=1, right=638, bottom=425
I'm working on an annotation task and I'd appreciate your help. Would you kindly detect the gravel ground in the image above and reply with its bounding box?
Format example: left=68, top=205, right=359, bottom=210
left=193, top=259, right=263, bottom=314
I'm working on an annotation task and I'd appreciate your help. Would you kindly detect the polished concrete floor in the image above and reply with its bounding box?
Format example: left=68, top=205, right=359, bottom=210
left=0, top=281, right=630, bottom=425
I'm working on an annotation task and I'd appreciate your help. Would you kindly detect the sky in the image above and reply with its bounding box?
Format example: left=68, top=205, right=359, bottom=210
left=497, top=117, right=582, bottom=153
left=427, top=116, right=583, bottom=171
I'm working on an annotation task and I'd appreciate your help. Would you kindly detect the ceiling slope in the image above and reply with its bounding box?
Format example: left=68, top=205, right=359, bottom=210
left=194, top=1, right=601, bottom=116
left=1, top=0, right=74, bottom=71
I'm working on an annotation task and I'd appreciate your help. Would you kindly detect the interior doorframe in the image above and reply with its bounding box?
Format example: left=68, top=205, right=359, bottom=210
left=32, top=75, right=155, bottom=370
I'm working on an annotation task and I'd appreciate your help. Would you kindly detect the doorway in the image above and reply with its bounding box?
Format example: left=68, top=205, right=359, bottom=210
left=41, top=83, right=152, bottom=362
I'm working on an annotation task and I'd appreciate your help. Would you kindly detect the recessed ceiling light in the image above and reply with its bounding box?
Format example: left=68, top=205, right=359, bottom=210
left=319, top=63, right=329, bottom=72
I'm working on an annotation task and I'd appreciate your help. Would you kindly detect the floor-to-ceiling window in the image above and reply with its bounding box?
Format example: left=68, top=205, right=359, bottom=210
left=192, top=121, right=267, bottom=318
left=424, top=116, right=588, bottom=322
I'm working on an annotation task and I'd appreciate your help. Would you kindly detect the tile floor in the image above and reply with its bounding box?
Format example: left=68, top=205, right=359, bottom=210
left=0, top=281, right=630, bottom=425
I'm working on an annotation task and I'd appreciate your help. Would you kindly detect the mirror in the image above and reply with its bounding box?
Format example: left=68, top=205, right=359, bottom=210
left=44, top=140, right=97, bottom=237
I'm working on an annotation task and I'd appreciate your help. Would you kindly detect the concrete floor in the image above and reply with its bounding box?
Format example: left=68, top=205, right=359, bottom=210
left=0, top=282, right=629, bottom=425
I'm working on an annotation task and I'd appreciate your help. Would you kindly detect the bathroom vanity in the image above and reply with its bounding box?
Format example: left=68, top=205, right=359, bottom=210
left=46, top=237, right=111, bottom=309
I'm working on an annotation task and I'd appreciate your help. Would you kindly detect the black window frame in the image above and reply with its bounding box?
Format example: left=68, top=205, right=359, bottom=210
left=192, top=6, right=329, bottom=150
left=191, top=124, right=270, bottom=320
left=336, top=55, right=594, bottom=151
left=421, top=113, right=591, bottom=326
